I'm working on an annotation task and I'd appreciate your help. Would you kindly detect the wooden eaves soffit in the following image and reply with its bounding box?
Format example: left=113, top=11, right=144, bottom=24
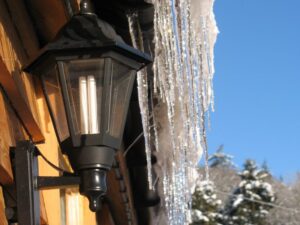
left=0, top=0, right=139, bottom=224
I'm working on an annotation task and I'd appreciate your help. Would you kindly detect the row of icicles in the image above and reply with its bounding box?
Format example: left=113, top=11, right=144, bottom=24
left=128, top=0, right=216, bottom=224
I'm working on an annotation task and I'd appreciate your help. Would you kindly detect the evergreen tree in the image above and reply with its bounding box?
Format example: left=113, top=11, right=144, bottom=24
left=261, top=160, right=270, bottom=176
left=208, top=145, right=235, bottom=168
left=223, top=160, right=276, bottom=225
left=191, top=180, right=223, bottom=225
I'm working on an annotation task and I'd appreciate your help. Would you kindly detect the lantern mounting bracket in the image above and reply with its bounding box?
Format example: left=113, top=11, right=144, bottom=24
left=10, top=141, right=83, bottom=225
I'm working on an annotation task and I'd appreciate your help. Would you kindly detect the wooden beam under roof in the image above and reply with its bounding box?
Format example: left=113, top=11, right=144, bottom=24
left=4, top=0, right=40, bottom=59
left=0, top=57, right=45, bottom=143
left=23, top=0, right=74, bottom=44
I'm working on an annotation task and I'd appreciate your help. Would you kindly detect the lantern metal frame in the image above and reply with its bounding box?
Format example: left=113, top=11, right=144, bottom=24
left=25, top=13, right=151, bottom=154
left=25, top=10, right=151, bottom=169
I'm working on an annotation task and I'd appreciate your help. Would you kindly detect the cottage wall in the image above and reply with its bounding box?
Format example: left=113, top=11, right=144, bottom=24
left=0, top=0, right=97, bottom=224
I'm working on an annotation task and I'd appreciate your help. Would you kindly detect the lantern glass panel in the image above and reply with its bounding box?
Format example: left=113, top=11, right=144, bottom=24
left=63, top=58, right=105, bottom=135
left=62, top=58, right=135, bottom=140
left=105, top=60, right=135, bottom=139
left=42, top=65, right=70, bottom=141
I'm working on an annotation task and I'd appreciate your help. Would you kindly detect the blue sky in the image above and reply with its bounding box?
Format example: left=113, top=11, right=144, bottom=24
left=206, top=0, right=300, bottom=179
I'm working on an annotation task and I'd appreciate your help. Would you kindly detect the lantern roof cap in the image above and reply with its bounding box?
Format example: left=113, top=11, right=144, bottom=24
left=25, top=13, right=151, bottom=72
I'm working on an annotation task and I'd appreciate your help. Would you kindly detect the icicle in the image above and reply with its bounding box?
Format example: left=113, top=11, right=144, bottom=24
left=127, top=13, right=153, bottom=190
left=150, top=87, right=160, bottom=152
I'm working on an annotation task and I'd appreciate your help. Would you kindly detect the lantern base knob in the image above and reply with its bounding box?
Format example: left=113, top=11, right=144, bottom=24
left=79, top=168, right=107, bottom=212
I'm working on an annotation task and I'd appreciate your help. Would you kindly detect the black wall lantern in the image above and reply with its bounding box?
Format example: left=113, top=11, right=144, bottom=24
left=13, top=0, right=151, bottom=223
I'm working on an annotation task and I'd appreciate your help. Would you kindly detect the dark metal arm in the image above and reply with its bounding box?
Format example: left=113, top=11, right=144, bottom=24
left=37, top=176, right=80, bottom=190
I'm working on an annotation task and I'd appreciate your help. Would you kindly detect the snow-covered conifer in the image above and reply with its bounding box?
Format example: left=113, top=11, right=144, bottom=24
left=223, top=160, right=276, bottom=225
left=191, top=180, right=223, bottom=225
left=208, top=145, right=235, bottom=168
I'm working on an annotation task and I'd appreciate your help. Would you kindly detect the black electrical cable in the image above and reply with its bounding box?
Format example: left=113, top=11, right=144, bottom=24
left=35, top=148, right=74, bottom=175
